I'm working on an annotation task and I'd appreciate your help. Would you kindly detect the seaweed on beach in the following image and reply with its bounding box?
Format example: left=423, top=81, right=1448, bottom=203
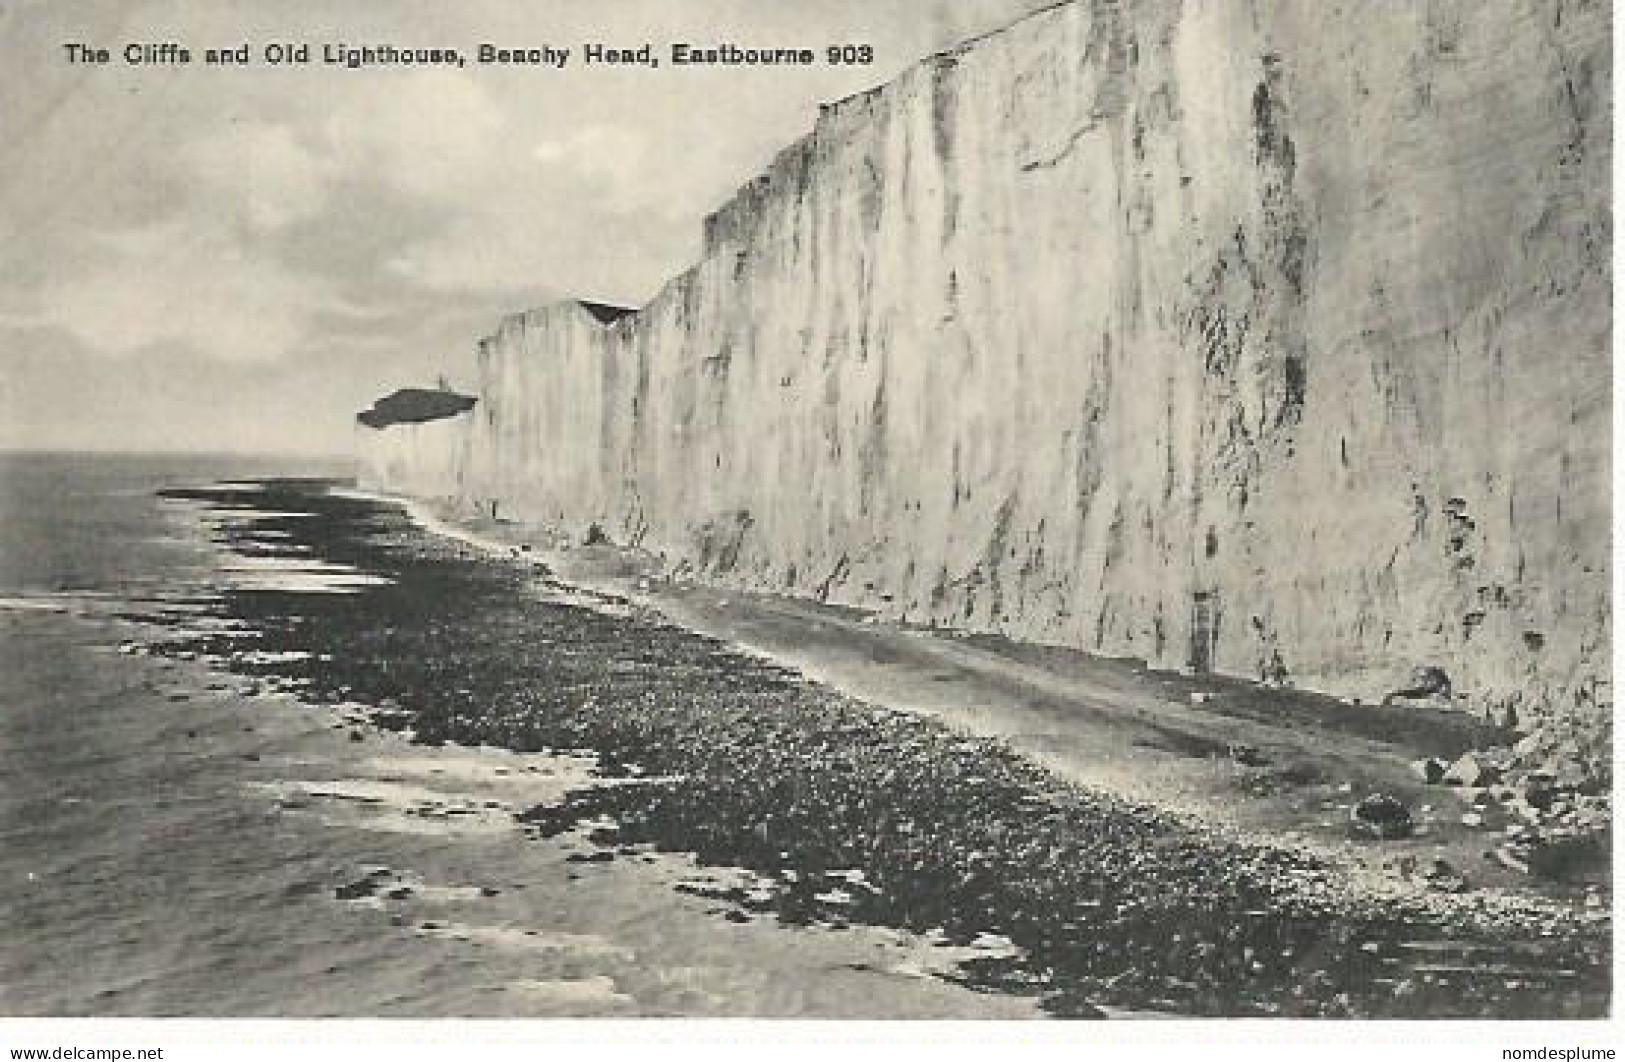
left=143, top=480, right=1611, bottom=1018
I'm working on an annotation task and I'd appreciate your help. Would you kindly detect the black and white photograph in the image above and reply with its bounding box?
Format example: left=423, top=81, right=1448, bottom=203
left=0, top=0, right=1614, bottom=1048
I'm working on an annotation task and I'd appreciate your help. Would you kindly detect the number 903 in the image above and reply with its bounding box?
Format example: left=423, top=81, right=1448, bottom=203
left=827, top=44, right=874, bottom=64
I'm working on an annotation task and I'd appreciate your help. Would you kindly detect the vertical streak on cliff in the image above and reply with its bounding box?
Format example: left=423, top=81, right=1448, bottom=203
left=360, top=0, right=1611, bottom=741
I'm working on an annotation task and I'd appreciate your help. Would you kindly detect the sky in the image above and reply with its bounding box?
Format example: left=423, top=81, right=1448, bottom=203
left=0, top=0, right=1054, bottom=456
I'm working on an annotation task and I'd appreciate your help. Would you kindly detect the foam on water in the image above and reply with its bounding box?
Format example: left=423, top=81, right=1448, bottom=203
left=252, top=779, right=520, bottom=837
left=214, top=557, right=392, bottom=593
left=232, top=650, right=322, bottom=664
left=248, top=743, right=603, bottom=839
left=0, top=596, right=73, bottom=613
left=417, top=923, right=636, bottom=960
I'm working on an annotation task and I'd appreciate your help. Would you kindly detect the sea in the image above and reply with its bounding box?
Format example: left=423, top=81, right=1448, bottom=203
left=0, top=451, right=1040, bottom=1019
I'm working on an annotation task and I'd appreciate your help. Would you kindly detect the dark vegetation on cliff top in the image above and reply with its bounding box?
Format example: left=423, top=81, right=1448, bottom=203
left=140, top=481, right=1609, bottom=1019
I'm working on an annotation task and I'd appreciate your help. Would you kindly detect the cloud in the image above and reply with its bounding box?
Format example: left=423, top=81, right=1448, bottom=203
left=355, top=95, right=688, bottom=297
left=1, top=0, right=1064, bottom=452
left=4, top=113, right=340, bottom=365
left=5, top=77, right=505, bottom=366
left=533, top=125, right=650, bottom=210
left=323, top=70, right=505, bottom=202
left=185, top=120, right=330, bottom=232
left=37, top=220, right=324, bottom=363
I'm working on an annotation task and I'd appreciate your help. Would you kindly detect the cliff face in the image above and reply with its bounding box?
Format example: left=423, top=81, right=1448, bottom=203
left=360, top=0, right=1611, bottom=742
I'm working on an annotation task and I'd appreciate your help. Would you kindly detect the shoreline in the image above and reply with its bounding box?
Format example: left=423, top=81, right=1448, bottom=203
left=343, top=488, right=1606, bottom=922
left=5, top=608, right=1044, bottom=1019
left=149, top=479, right=1606, bottom=1017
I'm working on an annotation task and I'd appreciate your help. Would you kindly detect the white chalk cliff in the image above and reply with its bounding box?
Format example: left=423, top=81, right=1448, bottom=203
left=360, top=0, right=1611, bottom=744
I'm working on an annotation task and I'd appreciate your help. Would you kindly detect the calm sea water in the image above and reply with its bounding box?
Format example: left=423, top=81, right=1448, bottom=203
left=0, top=451, right=1040, bottom=1019
left=0, top=452, right=349, bottom=595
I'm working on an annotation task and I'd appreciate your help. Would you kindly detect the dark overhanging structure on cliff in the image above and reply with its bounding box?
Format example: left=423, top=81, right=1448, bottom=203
left=575, top=300, right=638, bottom=326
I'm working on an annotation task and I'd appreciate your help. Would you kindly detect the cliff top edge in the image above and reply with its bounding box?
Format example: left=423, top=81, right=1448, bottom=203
left=460, top=0, right=1084, bottom=356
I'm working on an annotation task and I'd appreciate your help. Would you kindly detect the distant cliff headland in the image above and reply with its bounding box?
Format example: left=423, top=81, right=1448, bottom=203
left=357, top=388, right=478, bottom=429
left=358, top=0, right=1611, bottom=765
